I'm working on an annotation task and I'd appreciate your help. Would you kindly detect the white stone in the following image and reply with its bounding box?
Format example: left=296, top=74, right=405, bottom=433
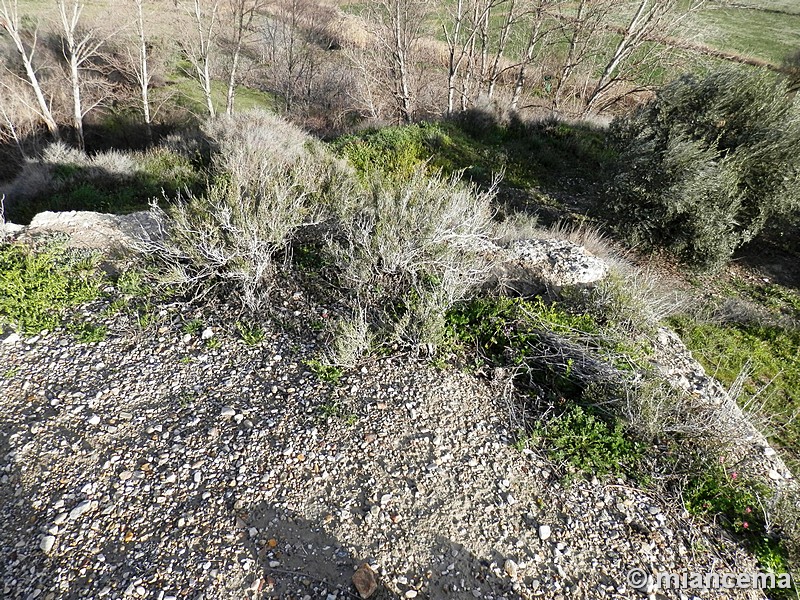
left=39, top=535, right=56, bottom=554
left=1, top=332, right=21, bottom=345
left=69, top=500, right=92, bottom=520
left=220, top=407, right=236, bottom=418
left=201, top=327, right=214, bottom=340
left=504, top=559, right=518, bottom=579
left=88, top=415, right=101, bottom=426
left=538, top=525, right=551, bottom=541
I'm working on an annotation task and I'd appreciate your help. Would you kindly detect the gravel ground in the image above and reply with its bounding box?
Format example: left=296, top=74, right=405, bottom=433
left=0, top=291, right=767, bottom=600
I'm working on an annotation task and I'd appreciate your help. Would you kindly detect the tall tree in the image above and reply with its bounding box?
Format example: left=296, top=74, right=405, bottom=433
left=223, top=0, right=263, bottom=115
left=131, top=0, right=153, bottom=140
left=582, top=0, right=705, bottom=114
left=180, top=0, right=219, bottom=118
left=56, top=0, right=113, bottom=149
left=368, top=0, right=430, bottom=123
left=0, top=0, right=59, bottom=137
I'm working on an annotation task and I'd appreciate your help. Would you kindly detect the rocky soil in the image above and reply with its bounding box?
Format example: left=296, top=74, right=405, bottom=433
left=0, top=287, right=769, bottom=600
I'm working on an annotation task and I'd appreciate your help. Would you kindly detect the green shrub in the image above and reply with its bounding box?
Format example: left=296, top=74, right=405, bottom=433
left=333, top=125, right=431, bottom=180
left=0, top=243, right=104, bottom=334
left=608, top=68, right=800, bottom=270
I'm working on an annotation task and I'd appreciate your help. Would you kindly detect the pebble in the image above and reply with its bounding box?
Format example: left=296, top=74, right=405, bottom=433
left=39, top=535, right=56, bottom=554
left=69, top=501, right=92, bottom=520
left=0, top=289, right=779, bottom=600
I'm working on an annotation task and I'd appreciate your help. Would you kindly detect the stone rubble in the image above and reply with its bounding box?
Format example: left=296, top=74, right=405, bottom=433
left=0, top=291, right=765, bottom=600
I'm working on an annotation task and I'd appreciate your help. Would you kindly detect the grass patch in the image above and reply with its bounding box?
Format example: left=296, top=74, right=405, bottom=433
left=692, top=4, right=800, bottom=64
left=0, top=243, right=105, bottom=334
left=305, top=358, right=344, bottom=384
left=668, top=314, right=800, bottom=471
left=3, top=146, right=203, bottom=225
left=331, top=118, right=613, bottom=194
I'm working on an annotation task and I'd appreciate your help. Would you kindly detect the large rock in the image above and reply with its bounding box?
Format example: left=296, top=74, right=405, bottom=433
left=20, top=210, right=162, bottom=252
left=488, top=238, right=609, bottom=296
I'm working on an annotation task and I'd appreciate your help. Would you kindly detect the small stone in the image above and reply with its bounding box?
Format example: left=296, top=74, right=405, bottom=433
left=504, top=559, right=518, bottom=579
left=764, top=447, right=776, bottom=457
left=39, top=535, right=56, bottom=554
left=769, top=469, right=783, bottom=480
left=269, top=560, right=280, bottom=568
left=201, top=327, right=214, bottom=340
left=220, top=407, right=236, bottom=418
left=69, top=500, right=92, bottom=520
left=538, top=525, right=551, bottom=541
left=53, top=512, right=68, bottom=525
left=88, top=415, right=101, bottom=426
left=2, top=332, right=21, bottom=344
left=120, top=471, right=133, bottom=481
left=405, top=591, right=417, bottom=599
left=352, top=563, right=378, bottom=599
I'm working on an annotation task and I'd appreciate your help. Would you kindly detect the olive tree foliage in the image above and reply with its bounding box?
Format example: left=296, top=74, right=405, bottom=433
left=607, top=68, right=800, bottom=270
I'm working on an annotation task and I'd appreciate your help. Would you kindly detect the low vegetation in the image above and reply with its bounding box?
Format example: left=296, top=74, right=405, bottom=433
left=0, top=242, right=105, bottom=334
left=2, top=32, right=800, bottom=588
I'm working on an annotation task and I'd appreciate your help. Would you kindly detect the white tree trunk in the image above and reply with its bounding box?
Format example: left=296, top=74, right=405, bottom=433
left=0, top=0, right=59, bottom=137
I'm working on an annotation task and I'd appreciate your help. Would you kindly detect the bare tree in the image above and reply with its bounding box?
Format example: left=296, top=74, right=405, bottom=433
left=367, top=0, right=430, bottom=123
left=180, top=0, right=219, bottom=118
left=223, top=0, right=264, bottom=115
left=442, top=0, right=525, bottom=113
left=550, top=0, right=613, bottom=112
left=0, top=0, right=59, bottom=137
left=56, top=0, right=116, bottom=149
left=131, top=0, right=153, bottom=140
left=510, top=0, right=562, bottom=110
left=263, top=0, right=317, bottom=113
left=582, top=0, right=705, bottom=114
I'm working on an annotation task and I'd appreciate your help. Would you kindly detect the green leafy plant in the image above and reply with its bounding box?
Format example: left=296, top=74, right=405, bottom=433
left=684, top=464, right=792, bottom=588
left=235, top=321, right=265, bottom=345
left=305, top=358, right=344, bottom=384
left=0, top=243, right=104, bottom=334
left=527, top=405, right=643, bottom=478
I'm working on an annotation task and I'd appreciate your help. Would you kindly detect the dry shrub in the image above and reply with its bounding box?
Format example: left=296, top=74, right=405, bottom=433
left=145, top=110, right=356, bottom=311
left=326, top=167, right=498, bottom=362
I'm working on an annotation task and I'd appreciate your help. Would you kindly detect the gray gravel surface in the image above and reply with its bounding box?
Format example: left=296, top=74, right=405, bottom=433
left=1, top=292, right=766, bottom=599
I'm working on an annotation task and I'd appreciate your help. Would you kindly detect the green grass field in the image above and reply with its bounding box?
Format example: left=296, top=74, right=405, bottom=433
left=692, top=2, right=800, bottom=65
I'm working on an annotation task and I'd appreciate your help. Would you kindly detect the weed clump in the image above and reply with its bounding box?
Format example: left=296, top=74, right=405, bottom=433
left=0, top=243, right=105, bottom=334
